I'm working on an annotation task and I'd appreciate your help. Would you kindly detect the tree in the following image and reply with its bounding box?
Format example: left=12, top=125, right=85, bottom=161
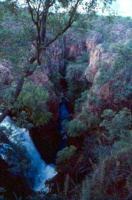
left=67, top=118, right=87, bottom=137
left=3, top=82, right=52, bottom=127
left=0, top=0, right=116, bottom=123
left=100, top=108, right=132, bottom=142
left=56, top=145, right=77, bottom=172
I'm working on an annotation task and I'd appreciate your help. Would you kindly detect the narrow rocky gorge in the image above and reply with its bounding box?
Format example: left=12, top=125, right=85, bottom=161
left=0, top=13, right=132, bottom=199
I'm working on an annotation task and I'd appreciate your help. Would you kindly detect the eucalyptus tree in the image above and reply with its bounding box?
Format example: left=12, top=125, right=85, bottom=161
left=0, top=0, right=116, bottom=122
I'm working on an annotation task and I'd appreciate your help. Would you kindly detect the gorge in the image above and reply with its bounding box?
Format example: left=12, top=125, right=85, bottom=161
left=0, top=114, right=57, bottom=193
left=0, top=3, right=132, bottom=199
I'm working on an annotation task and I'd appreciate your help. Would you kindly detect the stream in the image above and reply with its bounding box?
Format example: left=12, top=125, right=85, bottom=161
left=59, top=94, right=69, bottom=150
left=0, top=89, right=70, bottom=193
left=0, top=114, right=57, bottom=192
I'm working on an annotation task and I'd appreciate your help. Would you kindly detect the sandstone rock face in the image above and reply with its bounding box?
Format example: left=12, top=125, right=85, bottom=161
left=1, top=18, right=132, bottom=115
left=85, top=45, right=102, bottom=83
left=83, top=21, right=132, bottom=111
left=86, top=31, right=103, bottom=51
left=84, top=43, right=114, bottom=110
left=65, top=35, right=86, bottom=60
left=65, top=31, right=103, bottom=60
left=85, top=44, right=115, bottom=83
left=30, top=71, right=59, bottom=120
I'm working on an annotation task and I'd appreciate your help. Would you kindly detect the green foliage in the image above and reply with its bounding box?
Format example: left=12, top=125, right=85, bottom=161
left=127, top=40, right=132, bottom=48
left=93, top=18, right=113, bottom=41
left=76, top=51, right=89, bottom=63
left=0, top=3, right=5, bottom=21
left=66, top=63, right=86, bottom=82
left=49, top=72, right=63, bottom=95
left=3, top=82, right=52, bottom=127
left=101, top=42, right=110, bottom=51
left=109, top=43, right=122, bottom=53
left=87, top=113, right=100, bottom=131
left=79, top=109, right=100, bottom=131
left=96, top=44, right=132, bottom=107
left=74, top=90, right=88, bottom=113
left=113, top=131, right=132, bottom=152
left=66, top=63, right=87, bottom=102
left=66, top=50, right=89, bottom=102
left=113, top=16, right=132, bottom=28
left=1, top=2, right=128, bottom=199
left=0, top=3, right=36, bottom=85
left=0, top=24, right=33, bottom=80
left=67, top=119, right=87, bottom=137
left=52, top=16, right=132, bottom=200
left=110, top=44, right=132, bottom=102
left=56, top=145, right=77, bottom=171
left=100, top=108, right=132, bottom=142
left=95, top=62, right=110, bottom=86
left=88, top=91, right=98, bottom=105
left=91, top=147, right=132, bottom=200
left=72, top=17, right=91, bottom=35
left=0, top=1, right=18, bottom=22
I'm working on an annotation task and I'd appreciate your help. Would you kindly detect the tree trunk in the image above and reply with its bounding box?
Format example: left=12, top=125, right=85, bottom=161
left=0, top=55, right=38, bottom=123
left=0, top=76, right=25, bottom=123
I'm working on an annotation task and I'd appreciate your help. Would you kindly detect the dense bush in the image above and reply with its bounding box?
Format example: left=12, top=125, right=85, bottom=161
left=49, top=72, right=63, bottom=95
left=110, top=45, right=132, bottom=103
left=1, top=82, right=52, bottom=127
left=76, top=51, right=89, bottom=63
left=94, top=44, right=132, bottom=110
left=66, top=63, right=88, bottom=102
left=100, top=108, right=132, bottom=142
left=56, top=145, right=77, bottom=172
left=74, top=90, right=88, bottom=113
left=67, top=119, right=87, bottom=137
left=101, top=41, right=110, bottom=51
left=79, top=109, right=100, bottom=131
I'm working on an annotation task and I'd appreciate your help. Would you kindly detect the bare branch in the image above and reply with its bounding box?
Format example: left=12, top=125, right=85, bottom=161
left=44, top=0, right=80, bottom=48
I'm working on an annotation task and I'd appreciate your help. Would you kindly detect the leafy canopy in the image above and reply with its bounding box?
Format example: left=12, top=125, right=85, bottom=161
left=68, top=119, right=87, bottom=137
left=1, top=82, right=52, bottom=127
left=100, top=108, right=132, bottom=142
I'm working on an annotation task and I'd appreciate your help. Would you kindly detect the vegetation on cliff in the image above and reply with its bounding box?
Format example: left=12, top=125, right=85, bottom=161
left=49, top=17, right=132, bottom=200
left=0, top=0, right=132, bottom=199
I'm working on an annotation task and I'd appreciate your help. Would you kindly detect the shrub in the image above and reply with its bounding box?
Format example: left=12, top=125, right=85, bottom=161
left=79, top=109, right=100, bottom=131
left=56, top=145, right=77, bottom=165
left=74, top=90, right=88, bottom=113
left=66, top=63, right=87, bottom=102
left=95, top=44, right=132, bottom=108
left=56, top=145, right=77, bottom=172
left=100, top=108, right=132, bottom=142
left=91, top=148, right=132, bottom=200
left=101, top=42, right=110, bottom=51
left=76, top=51, right=89, bottom=63
left=49, top=72, right=63, bottom=95
left=110, top=45, right=132, bottom=102
left=67, top=119, right=87, bottom=137
left=3, top=81, right=52, bottom=127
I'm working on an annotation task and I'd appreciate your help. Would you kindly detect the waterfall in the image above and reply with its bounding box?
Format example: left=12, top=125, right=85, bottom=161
left=0, top=114, right=57, bottom=192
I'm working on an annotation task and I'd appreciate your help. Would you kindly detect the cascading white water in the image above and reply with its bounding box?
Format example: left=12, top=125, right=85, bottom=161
left=0, top=114, right=57, bottom=192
